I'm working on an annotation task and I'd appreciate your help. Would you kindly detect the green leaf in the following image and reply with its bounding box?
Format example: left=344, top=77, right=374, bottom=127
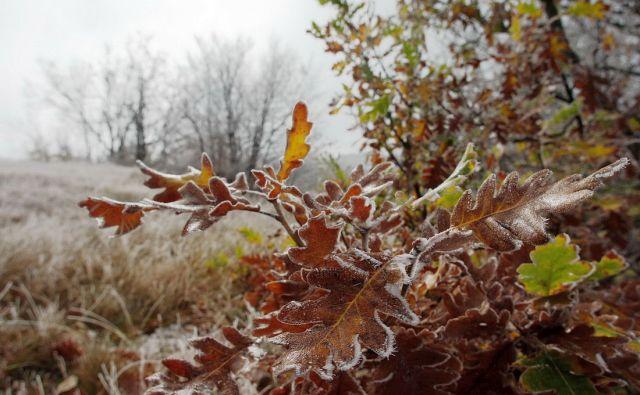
left=412, top=143, right=478, bottom=207
left=401, top=42, right=419, bottom=68
left=517, top=234, right=593, bottom=297
left=588, top=251, right=627, bottom=281
left=361, top=95, right=390, bottom=122
left=519, top=351, right=598, bottom=395
left=544, top=100, right=582, bottom=130
left=435, top=185, right=463, bottom=209
left=567, top=1, right=605, bottom=19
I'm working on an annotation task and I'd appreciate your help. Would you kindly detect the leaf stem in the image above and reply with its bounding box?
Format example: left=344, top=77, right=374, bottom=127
left=272, top=200, right=304, bottom=247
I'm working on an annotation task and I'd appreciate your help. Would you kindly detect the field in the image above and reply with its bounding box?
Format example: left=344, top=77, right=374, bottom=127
left=0, top=160, right=270, bottom=394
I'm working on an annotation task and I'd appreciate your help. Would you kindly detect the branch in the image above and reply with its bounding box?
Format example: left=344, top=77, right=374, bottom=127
left=272, top=200, right=303, bottom=247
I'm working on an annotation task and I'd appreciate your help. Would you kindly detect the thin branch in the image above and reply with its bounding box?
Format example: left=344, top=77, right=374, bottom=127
left=272, top=200, right=303, bottom=247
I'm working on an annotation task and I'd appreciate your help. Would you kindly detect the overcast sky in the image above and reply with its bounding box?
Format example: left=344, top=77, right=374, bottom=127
left=0, top=0, right=392, bottom=159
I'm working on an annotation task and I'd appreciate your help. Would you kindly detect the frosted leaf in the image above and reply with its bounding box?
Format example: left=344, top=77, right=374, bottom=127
left=449, top=158, right=629, bottom=251
left=269, top=251, right=418, bottom=379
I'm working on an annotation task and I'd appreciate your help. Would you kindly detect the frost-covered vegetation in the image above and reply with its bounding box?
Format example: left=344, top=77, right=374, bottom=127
left=0, top=161, right=271, bottom=394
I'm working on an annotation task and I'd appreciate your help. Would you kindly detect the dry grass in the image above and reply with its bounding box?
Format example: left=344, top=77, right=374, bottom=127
left=0, top=160, right=270, bottom=394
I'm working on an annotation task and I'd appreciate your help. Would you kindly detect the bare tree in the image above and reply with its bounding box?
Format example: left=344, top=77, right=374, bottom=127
left=37, top=34, right=313, bottom=169
left=39, top=37, right=170, bottom=163
left=178, top=35, right=312, bottom=177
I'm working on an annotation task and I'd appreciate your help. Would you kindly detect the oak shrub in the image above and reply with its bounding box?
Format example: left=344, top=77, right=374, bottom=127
left=81, top=102, right=640, bottom=394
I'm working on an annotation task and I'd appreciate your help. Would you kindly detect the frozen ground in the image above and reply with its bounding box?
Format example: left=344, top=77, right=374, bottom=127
left=0, top=160, right=269, bottom=394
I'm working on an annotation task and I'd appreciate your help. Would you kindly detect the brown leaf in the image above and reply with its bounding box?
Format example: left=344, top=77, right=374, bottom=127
left=272, top=371, right=364, bottom=395
left=450, top=158, right=629, bottom=251
left=270, top=252, right=417, bottom=379
left=367, top=329, right=462, bottom=395
left=349, top=196, right=375, bottom=225
left=288, top=216, right=342, bottom=269
left=78, top=197, right=150, bottom=236
left=253, top=312, right=313, bottom=337
left=444, top=303, right=510, bottom=339
left=139, top=178, right=260, bottom=235
left=546, top=325, right=633, bottom=374
left=145, top=327, right=251, bottom=395
left=139, top=153, right=215, bottom=203
left=252, top=167, right=303, bottom=200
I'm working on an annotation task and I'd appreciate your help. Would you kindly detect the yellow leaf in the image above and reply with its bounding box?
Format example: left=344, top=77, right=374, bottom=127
left=549, top=35, right=567, bottom=59
left=510, top=14, right=522, bottom=41
left=567, top=1, right=606, bottom=20
left=585, top=144, right=616, bottom=158
left=628, top=117, right=640, bottom=132
left=277, top=102, right=313, bottom=181
left=238, top=226, right=263, bottom=245
left=516, top=1, right=542, bottom=18
left=602, top=32, right=615, bottom=50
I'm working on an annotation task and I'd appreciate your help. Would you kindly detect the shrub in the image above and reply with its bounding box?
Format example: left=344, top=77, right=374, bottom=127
left=80, top=102, right=639, bottom=394
left=311, top=0, right=640, bottom=265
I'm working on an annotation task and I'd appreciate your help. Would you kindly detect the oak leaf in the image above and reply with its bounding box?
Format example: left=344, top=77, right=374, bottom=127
left=287, top=216, right=341, bottom=269
left=145, top=327, right=251, bottom=395
left=546, top=325, right=630, bottom=374
left=270, top=252, right=418, bottom=379
left=138, top=153, right=215, bottom=203
left=252, top=166, right=303, bottom=200
left=444, top=302, right=511, bottom=339
left=450, top=158, right=629, bottom=251
left=518, top=350, right=598, bottom=395
left=367, top=329, right=461, bottom=395
left=78, top=197, right=150, bottom=236
left=588, top=251, right=627, bottom=281
left=142, top=178, right=260, bottom=236
left=277, top=102, right=313, bottom=181
left=517, top=234, right=593, bottom=297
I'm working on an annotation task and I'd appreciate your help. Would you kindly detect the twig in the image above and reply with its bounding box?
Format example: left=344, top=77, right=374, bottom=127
left=272, top=200, right=303, bottom=247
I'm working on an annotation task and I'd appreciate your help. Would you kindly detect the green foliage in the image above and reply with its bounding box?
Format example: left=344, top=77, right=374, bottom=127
left=567, top=1, right=606, bottom=19
left=321, top=154, right=349, bottom=186
left=205, top=252, right=230, bottom=269
left=519, top=351, right=598, bottom=395
left=434, top=185, right=463, bottom=209
left=589, top=252, right=627, bottom=281
left=517, top=235, right=593, bottom=297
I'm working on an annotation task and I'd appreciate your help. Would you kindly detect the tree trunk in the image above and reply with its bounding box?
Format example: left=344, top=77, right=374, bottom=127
left=134, top=76, right=147, bottom=161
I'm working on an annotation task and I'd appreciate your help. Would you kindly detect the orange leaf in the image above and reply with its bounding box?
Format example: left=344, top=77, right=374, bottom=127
left=277, top=102, right=313, bottom=181
left=288, top=216, right=341, bottom=268
left=139, top=153, right=215, bottom=203
left=78, top=197, right=150, bottom=236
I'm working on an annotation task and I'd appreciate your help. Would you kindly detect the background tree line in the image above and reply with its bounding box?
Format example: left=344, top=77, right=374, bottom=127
left=33, top=35, right=313, bottom=178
